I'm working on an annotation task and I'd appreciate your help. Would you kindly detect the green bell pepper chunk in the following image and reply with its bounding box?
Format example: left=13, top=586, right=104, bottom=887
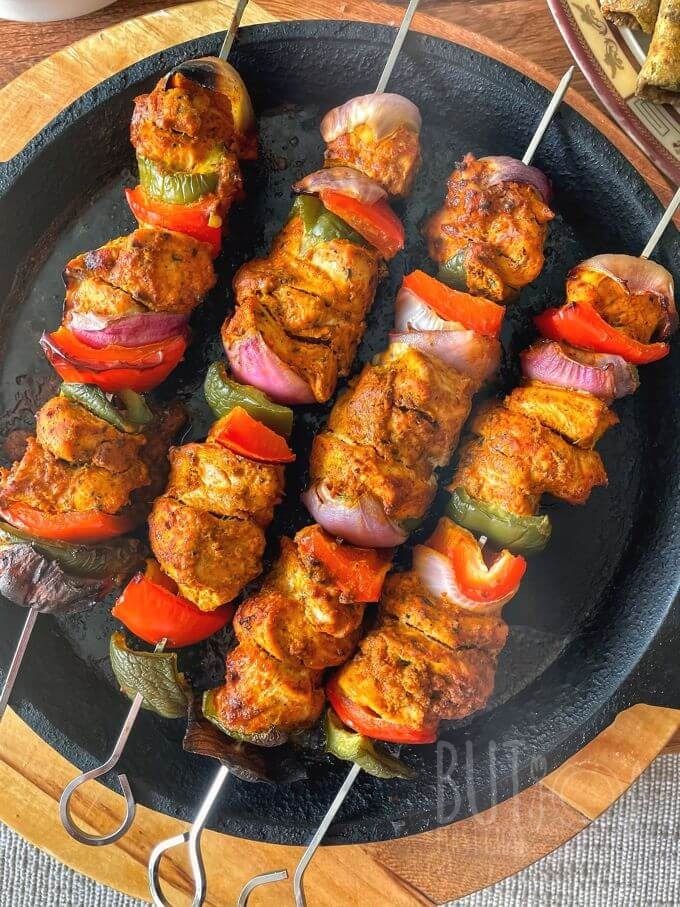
left=324, top=709, right=414, bottom=780
left=61, top=383, right=153, bottom=433
left=204, top=362, right=294, bottom=437
left=447, top=487, right=551, bottom=555
left=0, top=521, right=143, bottom=578
left=110, top=632, right=191, bottom=719
left=60, top=383, right=136, bottom=433
left=137, top=153, right=220, bottom=205
left=118, top=388, right=154, bottom=427
left=291, top=195, right=368, bottom=252
left=437, top=249, right=468, bottom=291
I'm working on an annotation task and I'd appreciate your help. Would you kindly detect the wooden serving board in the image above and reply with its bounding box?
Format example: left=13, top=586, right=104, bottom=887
left=0, top=2, right=678, bottom=904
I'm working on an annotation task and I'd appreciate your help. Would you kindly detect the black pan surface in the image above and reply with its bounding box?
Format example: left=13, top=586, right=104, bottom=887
left=0, top=21, right=678, bottom=846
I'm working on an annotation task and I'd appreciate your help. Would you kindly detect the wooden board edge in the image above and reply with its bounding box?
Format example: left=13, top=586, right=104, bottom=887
left=542, top=703, right=680, bottom=820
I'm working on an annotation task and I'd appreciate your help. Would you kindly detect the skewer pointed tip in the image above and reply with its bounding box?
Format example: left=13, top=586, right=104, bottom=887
left=640, top=184, right=680, bottom=259
left=374, top=0, right=422, bottom=94
left=522, top=65, right=576, bottom=166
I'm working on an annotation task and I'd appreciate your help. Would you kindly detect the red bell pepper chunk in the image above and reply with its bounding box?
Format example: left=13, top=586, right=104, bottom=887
left=40, top=327, right=187, bottom=393
left=318, top=189, right=405, bottom=259
left=125, top=186, right=222, bottom=256
left=112, top=567, right=233, bottom=648
left=297, top=525, right=392, bottom=603
left=403, top=270, right=505, bottom=338
left=326, top=676, right=438, bottom=745
left=212, top=406, right=296, bottom=463
left=427, top=518, right=527, bottom=603
left=535, top=301, right=669, bottom=366
left=0, top=502, right=136, bottom=544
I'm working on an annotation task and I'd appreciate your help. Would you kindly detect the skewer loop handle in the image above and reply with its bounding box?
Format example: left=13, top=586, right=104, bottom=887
left=60, top=769, right=136, bottom=846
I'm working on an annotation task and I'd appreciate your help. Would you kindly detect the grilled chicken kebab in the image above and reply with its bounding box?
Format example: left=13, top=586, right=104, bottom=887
left=205, top=157, right=555, bottom=742
left=1, top=58, right=256, bottom=623
left=222, top=94, right=422, bottom=404
left=39, top=57, right=259, bottom=394
left=328, top=253, right=676, bottom=747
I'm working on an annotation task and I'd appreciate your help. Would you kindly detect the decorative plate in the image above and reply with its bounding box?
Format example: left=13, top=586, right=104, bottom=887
left=547, top=0, right=680, bottom=184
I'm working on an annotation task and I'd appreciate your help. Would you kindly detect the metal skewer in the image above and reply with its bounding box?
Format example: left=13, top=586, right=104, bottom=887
left=218, top=0, right=249, bottom=61
left=641, top=185, right=680, bottom=258
left=233, top=66, right=599, bottom=907
left=59, top=639, right=167, bottom=846
left=375, top=0, right=420, bottom=94
left=0, top=607, right=39, bottom=722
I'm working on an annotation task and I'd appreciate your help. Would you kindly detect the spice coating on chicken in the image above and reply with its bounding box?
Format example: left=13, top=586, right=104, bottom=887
left=131, top=72, right=245, bottom=214
left=325, top=123, right=421, bottom=198
left=506, top=380, right=618, bottom=449
left=451, top=403, right=608, bottom=520
left=424, top=154, right=554, bottom=302
left=213, top=638, right=324, bottom=739
left=308, top=344, right=474, bottom=525
left=65, top=228, right=216, bottom=315
left=148, top=415, right=285, bottom=610
left=566, top=266, right=669, bottom=343
left=333, top=572, right=507, bottom=729
left=0, top=397, right=184, bottom=521
left=148, top=496, right=266, bottom=611
left=223, top=216, right=381, bottom=403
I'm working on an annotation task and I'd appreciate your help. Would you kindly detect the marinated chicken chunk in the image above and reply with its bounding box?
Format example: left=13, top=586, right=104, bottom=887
left=310, top=430, right=436, bottom=525
left=66, top=227, right=216, bottom=315
left=424, top=154, right=554, bottom=302
left=270, top=536, right=365, bottom=639
left=0, top=436, right=148, bottom=516
left=506, top=380, right=618, bottom=449
left=452, top=404, right=608, bottom=514
left=329, top=344, right=474, bottom=468
left=324, top=123, right=421, bottom=198
left=0, top=396, right=185, bottom=523
left=63, top=276, right=145, bottom=324
left=36, top=396, right=145, bottom=470
left=380, top=572, right=508, bottom=654
left=224, top=216, right=381, bottom=402
left=566, top=265, right=669, bottom=343
left=148, top=496, right=265, bottom=610
left=164, top=439, right=283, bottom=526
left=212, top=638, right=324, bottom=739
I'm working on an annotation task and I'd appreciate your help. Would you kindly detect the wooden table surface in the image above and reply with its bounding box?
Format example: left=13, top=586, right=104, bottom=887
left=0, top=0, right=600, bottom=105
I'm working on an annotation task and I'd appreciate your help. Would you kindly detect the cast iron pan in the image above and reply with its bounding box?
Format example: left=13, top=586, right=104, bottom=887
left=0, top=21, right=678, bottom=846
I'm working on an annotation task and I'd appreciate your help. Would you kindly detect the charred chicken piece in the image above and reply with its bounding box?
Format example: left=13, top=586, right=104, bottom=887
left=424, top=154, right=554, bottom=302
left=148, top=419, right=285, bottom=611
left=0, top=396, right=184, bottom=521
left=213, top=638, right=324, bottom=740
left=506, top=380, right=618, bottom=449
left=333, top=572, right=507, bottom=730
left=565, top=265, right=670, bottom=343
left=328, top=344, right=475, bottom=468
left=65, top=227, right=216, bottom=316
left=223, top=216, right=381, bottom=403
left=324, top=123, right=421, bottom=199
left=308, top=344, right=474, bottom=527
left=207, top=527, right=381, bottom=739
left=452, top=403, right=608, bottom=516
